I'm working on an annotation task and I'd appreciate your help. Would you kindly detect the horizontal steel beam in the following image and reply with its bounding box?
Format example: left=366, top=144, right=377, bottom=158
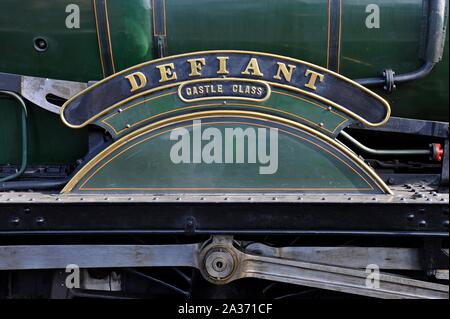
left=0, top=200, right=448, bottom=236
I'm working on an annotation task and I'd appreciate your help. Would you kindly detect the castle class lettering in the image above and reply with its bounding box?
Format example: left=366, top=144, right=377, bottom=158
left=124, top=56, right=325, bottom=93
left=185, top=84, right=223, bottom=96
left=178, top=79, right=270, bottom=102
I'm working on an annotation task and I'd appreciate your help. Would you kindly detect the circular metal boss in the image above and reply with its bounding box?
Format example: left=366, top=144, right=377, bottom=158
left=204, top=247, right=235, bottom=280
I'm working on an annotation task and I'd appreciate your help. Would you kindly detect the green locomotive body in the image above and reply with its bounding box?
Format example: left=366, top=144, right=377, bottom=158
left=0, top=0, right=448, bottom=299
left=1, top=0, right=448, bottom=165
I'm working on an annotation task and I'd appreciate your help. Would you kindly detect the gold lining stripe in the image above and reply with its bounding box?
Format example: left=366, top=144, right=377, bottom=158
left=103, top=0, right=116, bottom=74
left=80, top=187, right=373, bottom=191
left=152, top=0, right=167, bottom=36
left=326, top=0, right=343, bottom=72
left=92, top=0, right=106, bottom=78
left=62, top=110, right=392, bottom=194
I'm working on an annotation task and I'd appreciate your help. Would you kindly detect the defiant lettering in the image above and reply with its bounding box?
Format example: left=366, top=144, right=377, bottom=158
left=216, top=56, right=230, bottom=75
left=126, top=56, right=326, bottom=93
left=125, top=72, right=147, bottom=93
left=273, top=62, right=296, bottom=82
left=156, top=63, right=178, bottom=82
left=187, top=58, right=206, bottom=76
left=304, top=69, right=325, bottom=91
left=241, top=58, right=264, bottom=77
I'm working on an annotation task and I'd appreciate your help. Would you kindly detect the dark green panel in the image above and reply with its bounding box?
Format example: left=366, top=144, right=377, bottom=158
left=340, top=0, right=449, bottom=121
left=375, top=31, right=449, bottom=122
left=0, top=97, right=21, bottom=164
left=0, top=1, right=93, bottom=165
left=0, top=0, right=102, bottom=82
left=107, top=0, right=155, bottom=72
left=0, top=96, right=88, bottom=164
left=99, top=89, right=350, bottom=138
left=166, top=0, right=330, bottom=67
left=68, top=116, right=386, bottom=194
left=341, top=0, right=423, bottom=77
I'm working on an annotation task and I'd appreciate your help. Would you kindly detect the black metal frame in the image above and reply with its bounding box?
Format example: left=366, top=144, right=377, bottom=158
left=0, top=200, right=448, bottom=237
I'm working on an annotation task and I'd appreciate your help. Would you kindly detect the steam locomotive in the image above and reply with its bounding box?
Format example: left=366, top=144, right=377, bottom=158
left=0, top=0, right=448, bottom=299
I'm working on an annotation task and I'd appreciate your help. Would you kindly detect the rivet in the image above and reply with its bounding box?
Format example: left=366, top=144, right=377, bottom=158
left=126, top=124, right=131, bottom=128
left=419, top=220, right=427, bottom=227
left=118, top=108, right=123, bottom=113
left=10, top=217, right=20, bottom=225
left=36, top=217, right=45, bottom=224
left=407, top=214, right=415, bottom=221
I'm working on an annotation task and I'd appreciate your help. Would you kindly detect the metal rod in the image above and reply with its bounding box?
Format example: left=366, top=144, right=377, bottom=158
left=0, top=91, right=28, bottom=183
left=339, top=131, right=431, bottom=156
left=355, top=0, right=447, bottom=89
left=356, top=62, right=435, bottom=87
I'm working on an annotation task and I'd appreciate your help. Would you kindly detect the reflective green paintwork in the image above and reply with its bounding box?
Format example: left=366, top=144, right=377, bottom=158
left=0, top=0, right=448, bottom=165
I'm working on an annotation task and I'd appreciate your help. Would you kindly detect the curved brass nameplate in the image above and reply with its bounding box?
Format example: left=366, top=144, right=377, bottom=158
left=61, top=51, right=391, bottom=129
